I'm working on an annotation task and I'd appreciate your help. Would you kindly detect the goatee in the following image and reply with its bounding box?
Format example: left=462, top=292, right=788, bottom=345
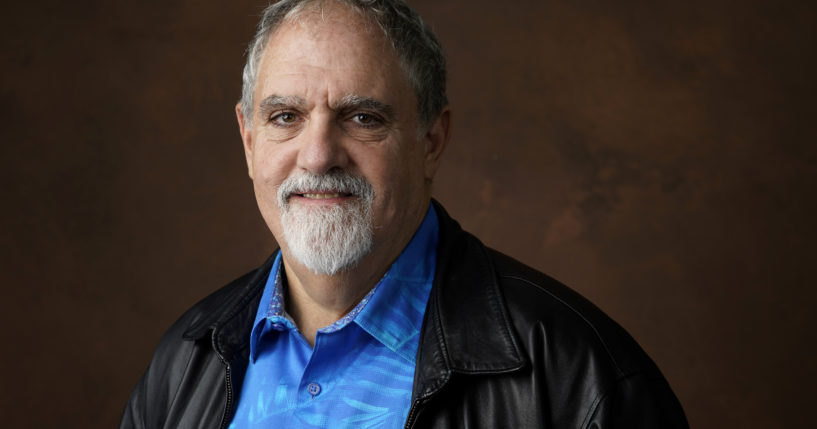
left=277, top=171, right=375, bottom=275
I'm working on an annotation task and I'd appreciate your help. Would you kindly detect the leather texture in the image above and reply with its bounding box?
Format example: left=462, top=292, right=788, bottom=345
left=120, top=201, right=688, bottom=428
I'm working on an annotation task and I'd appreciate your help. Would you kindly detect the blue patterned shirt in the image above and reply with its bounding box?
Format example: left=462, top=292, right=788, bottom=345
left=228, top=205, right=439, bottom=428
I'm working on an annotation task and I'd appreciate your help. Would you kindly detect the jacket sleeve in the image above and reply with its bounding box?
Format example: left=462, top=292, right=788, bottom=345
left=118, top=313, right=200, bottom=429
left=119, top=371, right=148, bottom=429
left=584, top=371, right=689, bottom=429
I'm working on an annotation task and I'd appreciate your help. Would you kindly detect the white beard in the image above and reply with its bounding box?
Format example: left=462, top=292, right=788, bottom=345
left=277, top=171, right=375, bottom=275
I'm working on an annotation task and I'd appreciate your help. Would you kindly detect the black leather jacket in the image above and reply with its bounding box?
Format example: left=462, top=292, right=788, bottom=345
left=121, top=202, right=688, bottom=428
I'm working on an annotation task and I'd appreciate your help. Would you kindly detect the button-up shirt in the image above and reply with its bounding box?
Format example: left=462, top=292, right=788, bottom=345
left=228, top=205, right=439, bottom=428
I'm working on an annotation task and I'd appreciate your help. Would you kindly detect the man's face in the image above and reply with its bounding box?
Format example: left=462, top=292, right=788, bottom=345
left=237, top=6, right=446, bottom=276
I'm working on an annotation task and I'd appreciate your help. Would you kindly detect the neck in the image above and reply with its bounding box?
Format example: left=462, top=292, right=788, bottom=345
left=281, top=257, right=383, bottom=346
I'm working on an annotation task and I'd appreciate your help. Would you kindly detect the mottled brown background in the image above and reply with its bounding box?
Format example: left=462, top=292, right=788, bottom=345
left=2, top=0, right=815, bottom=427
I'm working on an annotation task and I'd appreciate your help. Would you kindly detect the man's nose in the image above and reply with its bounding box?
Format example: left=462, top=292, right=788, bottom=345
left=296, top=117, right=349, bottom=174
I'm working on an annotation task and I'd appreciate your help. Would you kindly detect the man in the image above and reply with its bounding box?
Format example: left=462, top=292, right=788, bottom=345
left=121, top=0, right=688, bottom=428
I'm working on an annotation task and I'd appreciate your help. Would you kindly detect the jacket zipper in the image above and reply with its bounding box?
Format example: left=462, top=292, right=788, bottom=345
left=403, top=397, right=426, bottom=429
left=218, top=358, right=234, bottom=429
left=213, top=327, right=234, bottom=429
left=403, top=376, right=449, bottom=429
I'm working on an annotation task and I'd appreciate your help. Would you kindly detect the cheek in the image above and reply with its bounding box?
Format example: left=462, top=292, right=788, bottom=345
left=250, top=156, right=286, bottom=241
left=253, top=142, right=296, bottom=185
left=249, top=141, right=298, bottom=224
left=371, top=147, right=425, bottom=206
left=396, top=143, right=427, bottom=191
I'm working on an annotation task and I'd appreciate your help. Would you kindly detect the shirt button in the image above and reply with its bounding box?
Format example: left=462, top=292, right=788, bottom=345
left=306, top=382, right=321, bottom=397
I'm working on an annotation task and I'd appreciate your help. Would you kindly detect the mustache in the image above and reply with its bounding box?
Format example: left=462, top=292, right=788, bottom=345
left=276, top=171, right=375, bottom=208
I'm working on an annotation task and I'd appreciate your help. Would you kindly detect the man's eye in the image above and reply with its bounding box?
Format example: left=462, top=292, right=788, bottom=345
left=353, top=113, right=379, bottom=126
left=270, top=112, right=298, bottom=125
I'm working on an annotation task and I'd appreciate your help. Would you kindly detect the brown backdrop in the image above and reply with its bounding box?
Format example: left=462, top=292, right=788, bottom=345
left=2, top=0, right=815, bottom=428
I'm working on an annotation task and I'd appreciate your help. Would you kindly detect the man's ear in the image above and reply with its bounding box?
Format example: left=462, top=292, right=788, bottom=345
left=236, top=102, right=254, bottom=179
left=423, top=107, right=451, bottom=181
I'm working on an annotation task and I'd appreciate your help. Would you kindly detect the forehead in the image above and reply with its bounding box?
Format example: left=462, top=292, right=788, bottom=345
left=255, top=4, right=413, bottom=107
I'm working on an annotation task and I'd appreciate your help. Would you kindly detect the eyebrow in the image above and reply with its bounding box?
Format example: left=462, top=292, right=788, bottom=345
left=257, top=94, right=307, bottom=117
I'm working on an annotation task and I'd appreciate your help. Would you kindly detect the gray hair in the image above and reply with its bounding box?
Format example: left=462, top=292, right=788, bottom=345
left=240, top=0, right=447, bottom=130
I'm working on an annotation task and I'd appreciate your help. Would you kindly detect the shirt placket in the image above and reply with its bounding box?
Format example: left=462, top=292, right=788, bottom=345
left=297, top=333, right=330, bottom=404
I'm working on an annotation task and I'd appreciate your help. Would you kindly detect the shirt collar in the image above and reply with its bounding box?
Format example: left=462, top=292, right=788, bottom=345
left=249, top=204, right=439, bottom=362
left=249, top=253, right=286, bottom=361
left=354, top=204, right=438, bottom=362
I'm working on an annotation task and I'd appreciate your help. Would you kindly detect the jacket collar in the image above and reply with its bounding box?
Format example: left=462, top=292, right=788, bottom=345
left=182, top=200, right=526, bottom=397
left=412, top=201, right=525, bottom=399
left=182, top=255, right=273, bottom=363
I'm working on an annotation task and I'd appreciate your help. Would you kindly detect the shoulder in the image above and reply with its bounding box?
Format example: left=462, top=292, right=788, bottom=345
left=150, top=257, right=272, bottom=369
left=433, top=201, right=656, bottom=379
left=484, top=248, right=687, bottom=426
left=486, top=248, right=657, bottom=378
left=141, top=264, right=264, bottom=361
left=177, top=265, right=269, bottom=341
left=121, top=259, right=272, bottom=428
